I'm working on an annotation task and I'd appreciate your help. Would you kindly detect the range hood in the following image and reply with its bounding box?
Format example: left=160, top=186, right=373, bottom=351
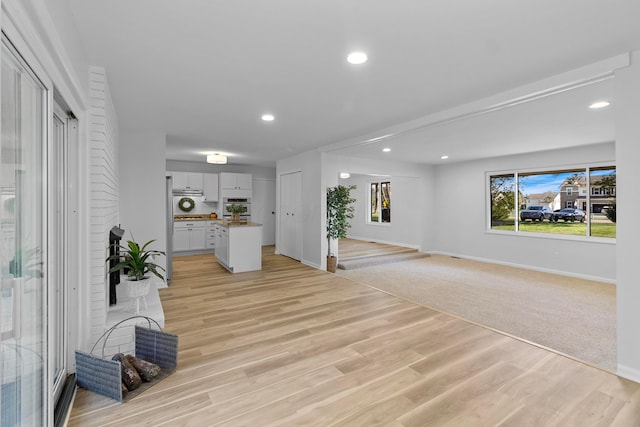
left=172, top=188, right=203, bottom=196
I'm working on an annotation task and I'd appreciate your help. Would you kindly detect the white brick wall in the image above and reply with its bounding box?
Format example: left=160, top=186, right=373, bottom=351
left=88, top=66, right=119, bottom=346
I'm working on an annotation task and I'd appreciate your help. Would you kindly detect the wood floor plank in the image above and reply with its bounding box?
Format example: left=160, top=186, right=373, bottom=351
left=68, top=247, right=640, bottom=426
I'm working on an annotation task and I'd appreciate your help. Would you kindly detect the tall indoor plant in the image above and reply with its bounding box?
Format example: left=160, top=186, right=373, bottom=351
left=326, top=184, right=356, bottom=273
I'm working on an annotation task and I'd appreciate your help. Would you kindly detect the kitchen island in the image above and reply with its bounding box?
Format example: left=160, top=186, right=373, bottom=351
left=214, top=220, right=263, bottom=273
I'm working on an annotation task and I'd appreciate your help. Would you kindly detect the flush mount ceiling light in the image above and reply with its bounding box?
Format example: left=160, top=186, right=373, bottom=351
left=261, top=114, right=275, bottom=122
left=339, top=172, right=351, bottom=179
left=347, top=51, right=368, bottom=65
left=589, top=101, right=611, bottom=109
left=206, top=153, right=227, bottom=164
left=382, top=147, right=391, bottom=152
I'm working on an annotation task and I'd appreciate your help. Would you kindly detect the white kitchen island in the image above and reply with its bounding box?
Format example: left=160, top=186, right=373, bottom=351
left=214, top=220, right=263, bottom=273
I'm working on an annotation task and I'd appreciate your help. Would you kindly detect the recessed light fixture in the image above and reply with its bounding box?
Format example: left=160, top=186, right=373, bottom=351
left=206, top=153, right=227, bottom=164
left=440, top=155, right=449, bottom=160
left=382, top=147, right=391, bottom=152
left=340, top=172, right=351, bottom=179
left=347, top=51, right=368, bottom=65
left=261, top=114, right=275, bottom=121
left=589, top=101, right=611, bottom=109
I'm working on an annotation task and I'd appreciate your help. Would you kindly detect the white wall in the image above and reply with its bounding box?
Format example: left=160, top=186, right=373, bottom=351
left=87, top=67, right=120, bottom=344
left=119, top=130, right=168, bottom=274
left=341, top=173, right=422, bottom=249
left=614, top=50, right=640, bottom=382
left=277, top=150, right=323, bottom=268
left=321, top=154, right=435, bottom=256
left=432, top=142, right=616, bottom=282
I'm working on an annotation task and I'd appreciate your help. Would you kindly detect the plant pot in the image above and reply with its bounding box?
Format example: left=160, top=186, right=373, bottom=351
left=232, top=213, right=240, bottom=222
left=327, top=256, right=338, bottom=273
left=123, top=277, right=151, bottom=298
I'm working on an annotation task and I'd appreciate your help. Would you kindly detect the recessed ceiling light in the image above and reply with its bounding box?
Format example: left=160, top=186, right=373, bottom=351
left=440, top=155, right=449, bottom=160
left=382, top=148, right=391, bottom=152
left=347, top=51, right=368, bottom=65
left=339, top=172, right=351, bottom=179
left=262, top=114, right=275, bottom=121
left=589, top=101, right=610, bottom=109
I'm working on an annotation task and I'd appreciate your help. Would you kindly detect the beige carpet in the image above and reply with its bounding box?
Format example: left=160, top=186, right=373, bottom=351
left=337, top=254, right=616, bottom=372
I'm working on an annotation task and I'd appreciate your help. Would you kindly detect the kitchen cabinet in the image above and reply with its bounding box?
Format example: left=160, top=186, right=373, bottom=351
left=215, top=226, right=229, bottom=266
left=215, top=222, right=262, bottom=273
left=173, top=221, right=206, bottom=251
left=219, top=172, right=252, bottom=198
left=171, top=172, right=204, bottom=192
left=205, top=220, right=216, bottom=249
left=203, top=173, right=219, bottom=202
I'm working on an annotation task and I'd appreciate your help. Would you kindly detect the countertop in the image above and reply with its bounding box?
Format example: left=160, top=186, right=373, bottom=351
left=214, top=220, right=262, bottom=227
left=174, top=214, right=214, bottom=221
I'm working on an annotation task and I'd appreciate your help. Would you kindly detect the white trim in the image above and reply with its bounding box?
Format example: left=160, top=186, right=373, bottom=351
left=2, top=0, right=86, bottom=112
left=428, top=250, right=616, bottom=285
left=301, top=259, right=321, bottom=270
left=617, top=364, right=640, bottom=384
left=346, top=236, right=420, bottom=251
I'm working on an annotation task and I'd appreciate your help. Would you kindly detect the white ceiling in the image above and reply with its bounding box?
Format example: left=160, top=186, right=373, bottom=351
left=67, top=0, right=640, bottom=167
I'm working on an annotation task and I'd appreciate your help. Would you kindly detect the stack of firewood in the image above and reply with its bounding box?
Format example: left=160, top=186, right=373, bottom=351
left=112, top=353, right=161, bottom=396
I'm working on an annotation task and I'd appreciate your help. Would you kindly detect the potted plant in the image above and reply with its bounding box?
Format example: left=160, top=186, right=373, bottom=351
left=107, top=236, right=166, bottom=300
left=226, top=203, right=244, bottom=221
left=326, top=184, right=356, bottom=273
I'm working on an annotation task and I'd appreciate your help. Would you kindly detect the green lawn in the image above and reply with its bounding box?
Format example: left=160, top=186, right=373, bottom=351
left=491, top=220, right=616, bottom=238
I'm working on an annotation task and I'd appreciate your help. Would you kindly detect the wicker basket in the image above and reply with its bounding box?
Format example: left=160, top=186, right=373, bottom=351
left=75, top=316, right=178, bottom=402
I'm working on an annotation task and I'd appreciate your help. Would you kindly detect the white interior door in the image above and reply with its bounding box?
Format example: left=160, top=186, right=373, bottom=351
left=279, top=172, right=302, bottom=260
left=253, top=179, right=276, bottom=245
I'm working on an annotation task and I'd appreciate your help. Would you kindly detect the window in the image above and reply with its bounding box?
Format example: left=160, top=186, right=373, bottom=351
left=489, top=165, right=615, bottom=239
left=1, top=36, right=47, bottom=426
left=369, top=181, right=391, bottom=223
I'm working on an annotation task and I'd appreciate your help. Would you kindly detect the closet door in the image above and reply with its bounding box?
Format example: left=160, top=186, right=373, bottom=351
left=279, top=172, right=302, bottom=260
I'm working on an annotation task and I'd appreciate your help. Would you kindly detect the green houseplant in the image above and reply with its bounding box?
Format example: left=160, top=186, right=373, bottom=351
left=326, top=184, right=356, bottom=273
left=226, top=203, right=245, bottom=221
left=107, top=236, right=166, bottom=282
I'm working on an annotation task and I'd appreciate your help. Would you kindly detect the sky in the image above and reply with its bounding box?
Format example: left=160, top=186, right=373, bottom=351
left=519, top=168, right=615, bottom=196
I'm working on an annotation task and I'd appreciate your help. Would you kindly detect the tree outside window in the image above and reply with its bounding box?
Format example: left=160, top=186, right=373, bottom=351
left=489, top=166, right=615, bottom=239
left=369, top=181, right=391, bottom=223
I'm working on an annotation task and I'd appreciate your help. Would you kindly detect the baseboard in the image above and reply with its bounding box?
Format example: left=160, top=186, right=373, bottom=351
left=302, top=258, right=321, bottom=270
left=428, top=251, right=616, bottom=285
left=617, top=364, right=640, bottom=384
left=346, top=236, right=420, bottom=251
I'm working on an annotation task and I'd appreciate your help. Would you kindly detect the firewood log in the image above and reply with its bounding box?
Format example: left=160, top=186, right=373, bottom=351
left=121, top=382, right=128, bottom=398
left=112, top=353, right=142, bottom=391
left=125, top=354, right=161, bottom=381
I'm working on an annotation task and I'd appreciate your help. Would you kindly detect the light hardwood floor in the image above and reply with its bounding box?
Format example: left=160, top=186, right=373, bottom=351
left=68, top=248, right=640, bottom=426
left=338, top=238, right=417, bottom=260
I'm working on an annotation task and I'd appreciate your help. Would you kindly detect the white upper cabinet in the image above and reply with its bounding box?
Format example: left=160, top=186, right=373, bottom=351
left=220, top=172, right=252, bottom=190
left=219, top=172, right=252, bottom=198
left=171, top=172, right=204, bottom=191
left=203, top=173, right=219, bottom=202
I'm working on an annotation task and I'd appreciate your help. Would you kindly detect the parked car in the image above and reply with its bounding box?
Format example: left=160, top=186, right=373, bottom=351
left=552, top=208, right=585, bottom=222
left=520, top=205, right=553, bottom=222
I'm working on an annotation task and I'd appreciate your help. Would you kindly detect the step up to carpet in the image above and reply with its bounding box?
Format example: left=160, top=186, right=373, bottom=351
left=337, top=251, right=430, bottom=270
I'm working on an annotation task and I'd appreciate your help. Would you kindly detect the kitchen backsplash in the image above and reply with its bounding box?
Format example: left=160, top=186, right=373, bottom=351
left=173, top=195, right=219, bottom=216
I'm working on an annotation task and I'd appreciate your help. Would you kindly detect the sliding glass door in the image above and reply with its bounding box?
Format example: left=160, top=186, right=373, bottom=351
left=1, top=35, right=47, bottom=427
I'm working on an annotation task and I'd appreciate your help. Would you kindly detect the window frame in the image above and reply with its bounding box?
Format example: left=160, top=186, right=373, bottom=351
left=367, top=180, right=391, bottom=225
left=486, top=162, right=616, bottom=243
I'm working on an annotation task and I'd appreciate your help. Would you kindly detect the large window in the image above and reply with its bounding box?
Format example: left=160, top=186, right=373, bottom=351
left=369, top=181, right=391, bottom=223
left=489, top=166, right=616, bottom=239
left=1, top=36, right=47, bottom=426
